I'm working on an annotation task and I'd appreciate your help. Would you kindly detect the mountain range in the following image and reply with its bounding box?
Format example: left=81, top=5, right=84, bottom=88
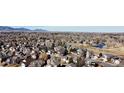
left=0, top=26, right=47, bottom=32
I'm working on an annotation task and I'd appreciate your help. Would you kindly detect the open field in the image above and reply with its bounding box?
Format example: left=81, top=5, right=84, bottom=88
left=68, top=43, right=124, bottom=58
left=84, top=47, right=124, bottom=58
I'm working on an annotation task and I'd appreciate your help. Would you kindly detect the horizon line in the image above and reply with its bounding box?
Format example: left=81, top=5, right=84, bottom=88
left=3, top=26, right=124, bottom=33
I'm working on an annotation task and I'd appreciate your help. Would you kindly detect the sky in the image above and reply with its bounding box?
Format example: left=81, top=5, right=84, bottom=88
left=12, top=26, right=124, bottom=32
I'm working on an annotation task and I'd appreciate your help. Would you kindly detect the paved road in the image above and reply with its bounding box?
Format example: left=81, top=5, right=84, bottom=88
left=98, top=62, right=117, bottom=67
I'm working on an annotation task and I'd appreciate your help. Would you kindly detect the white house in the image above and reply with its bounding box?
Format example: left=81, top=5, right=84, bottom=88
left=111, top=58, right=121, bottom=65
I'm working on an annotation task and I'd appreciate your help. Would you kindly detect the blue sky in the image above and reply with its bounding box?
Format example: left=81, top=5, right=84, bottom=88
left=12, top=26, right=124, bottom=32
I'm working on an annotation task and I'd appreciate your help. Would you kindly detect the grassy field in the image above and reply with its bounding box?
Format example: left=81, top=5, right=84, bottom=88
left=70, top=43, right=124, bottom=58
left=82, top=46, right=124, bottom=58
